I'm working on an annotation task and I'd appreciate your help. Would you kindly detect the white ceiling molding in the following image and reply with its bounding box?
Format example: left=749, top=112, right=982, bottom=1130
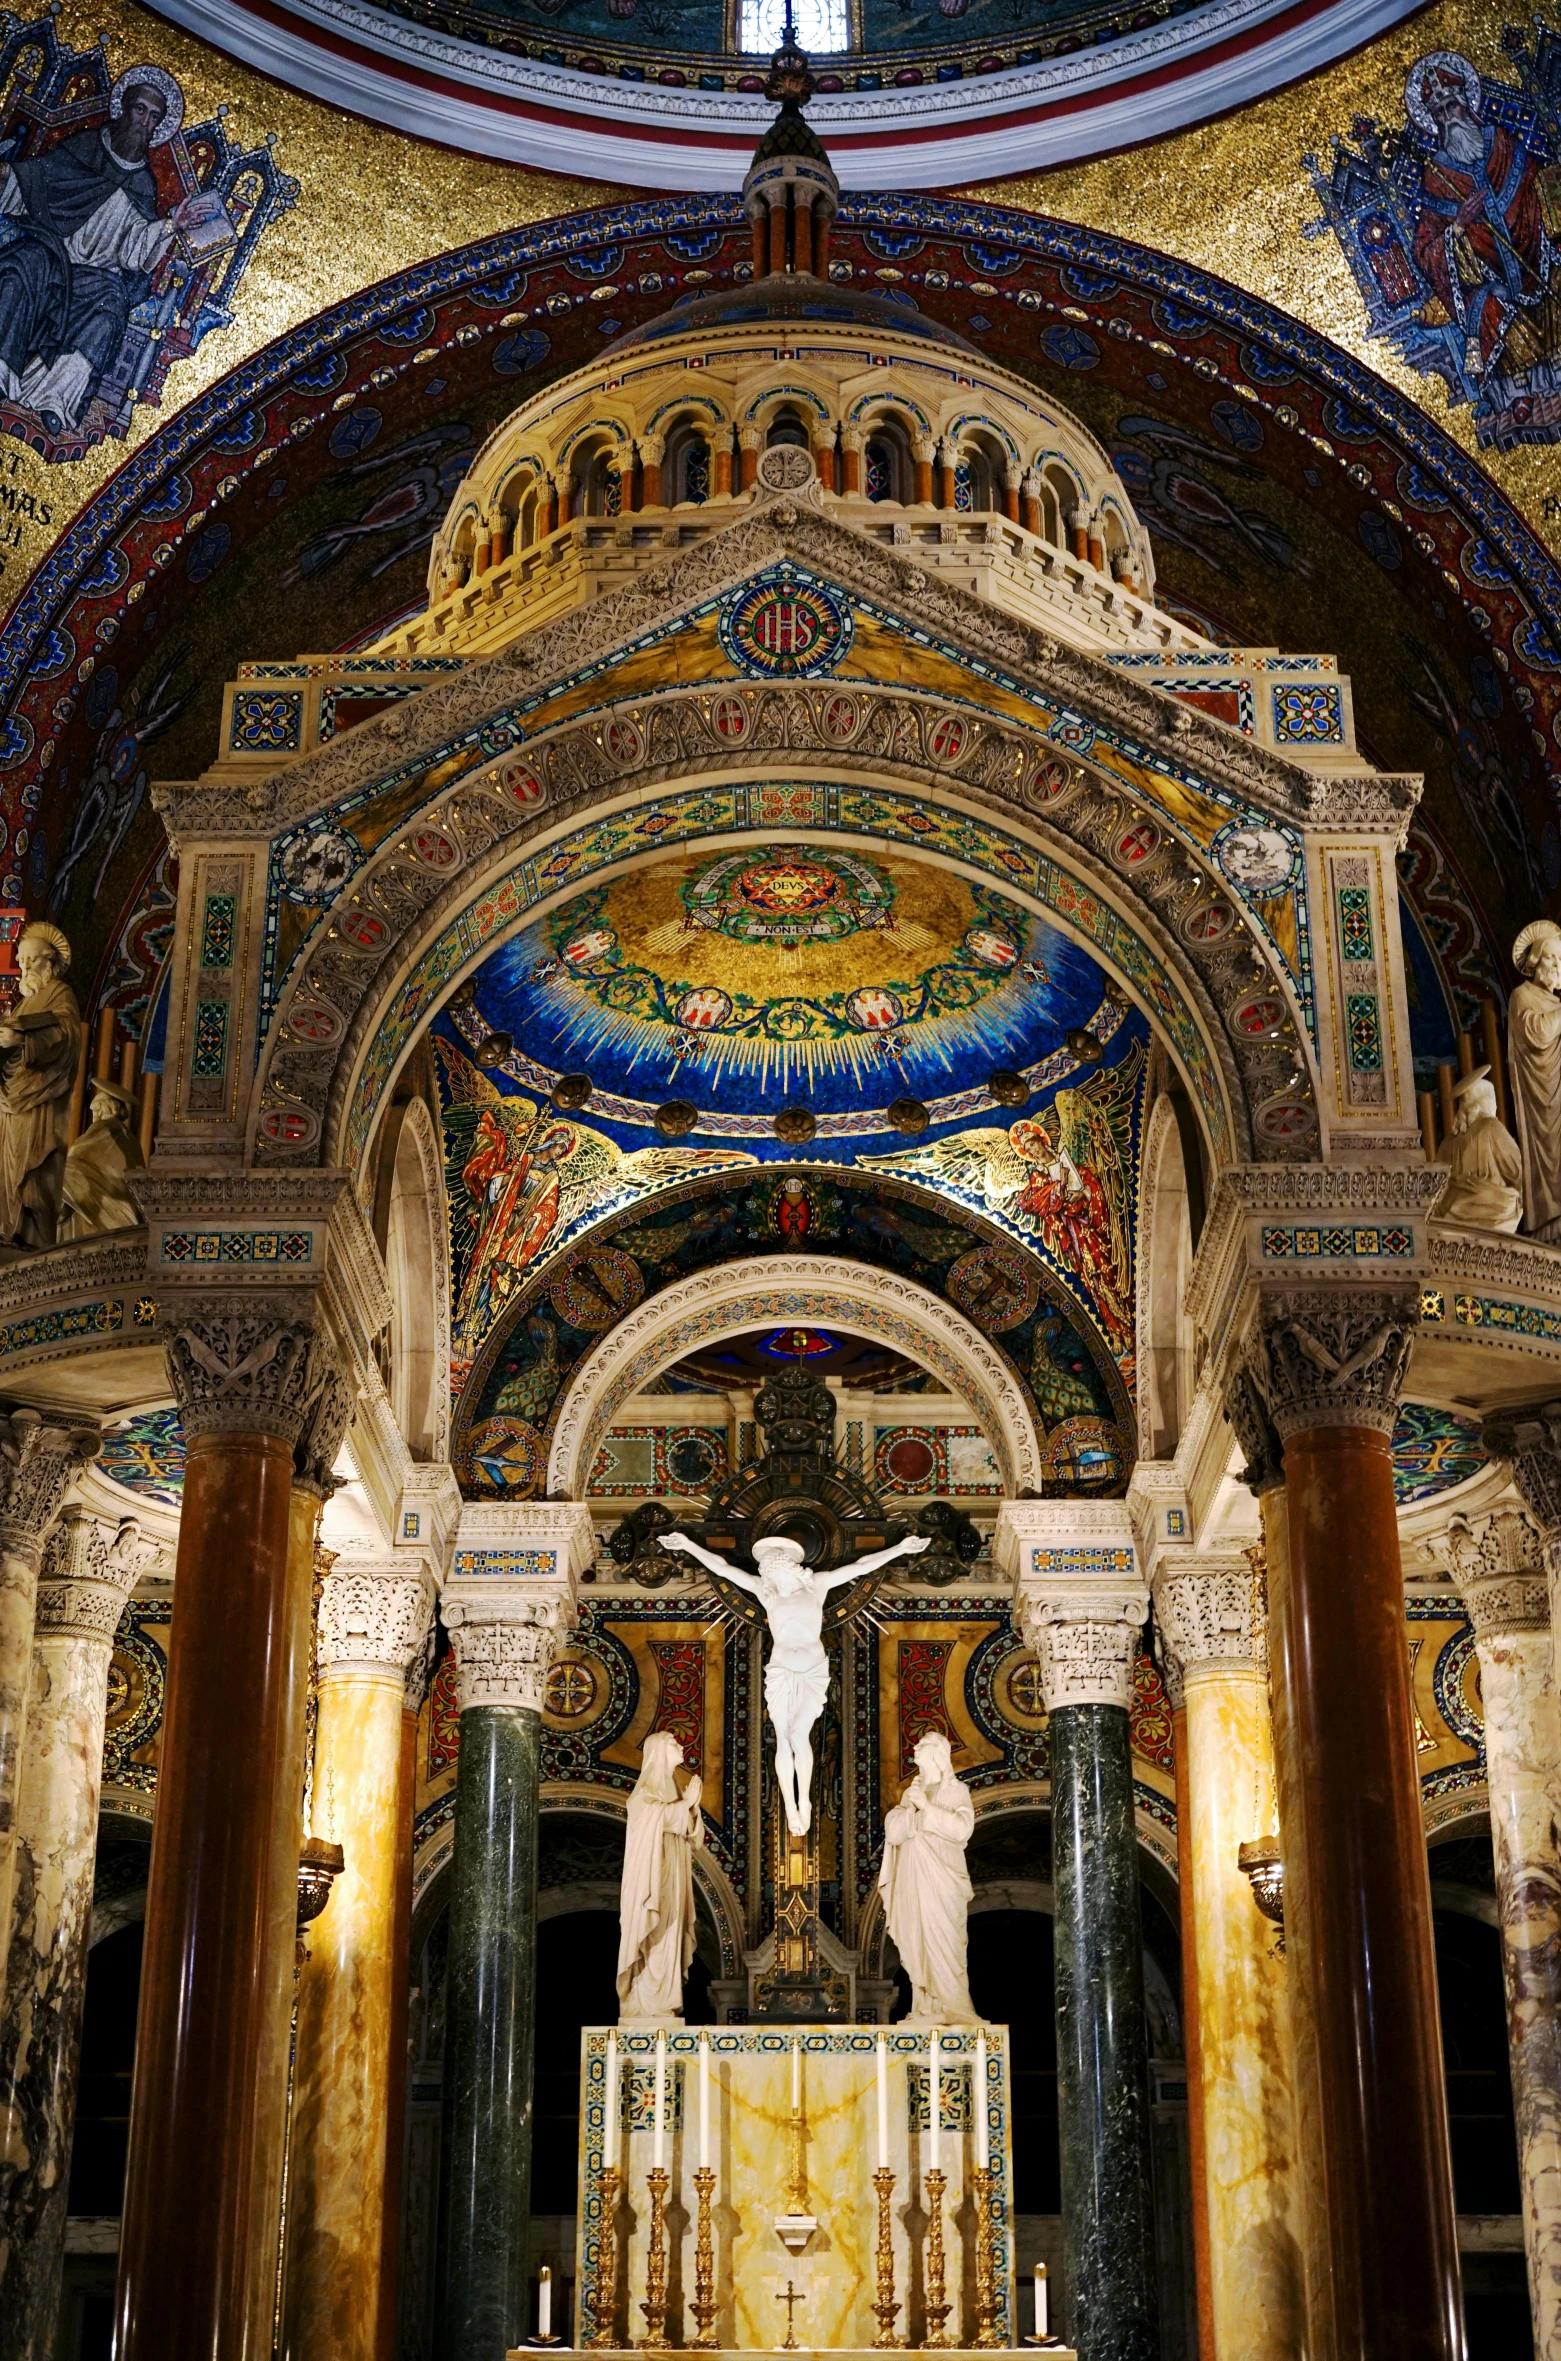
left=146, top=0, right=1421, bottom=190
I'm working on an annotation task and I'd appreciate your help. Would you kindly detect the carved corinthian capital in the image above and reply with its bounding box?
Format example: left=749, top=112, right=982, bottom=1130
left=37, top=1505, right=162, bottom=1645
left=0, top=1407, right=100, bottom=1563
left=1480, top=1403, right=1561, bottom=1560
left=1223, top=1362, right=1285, bottom=1496
left=1447, top=1504, right=1549, bottom=1637
left=1250, top=1286, right=1418, bottom=1440
left=163, top=1302, right=348, bottom=1454
left=1153, top=1559, right=1266, bottom=1690
left=317, top=1558, right=436, bottom=1682
left=444, top=1595, right=569, bottom=1714
left=1017, top=1593, right=1146, bottom=1713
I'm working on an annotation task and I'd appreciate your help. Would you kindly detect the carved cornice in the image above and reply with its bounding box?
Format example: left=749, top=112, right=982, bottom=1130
left=36, top=1505, right=161, bottom=1644
left=0, top=1409, right=101, bottom=1562
left=1152, top=1558, right=1266, bottom=1683
left=317, top=1558, right=436, bottom=1681
left=1429, top=1225, right=1561, bottom=1297
left=1249, top=1287, right=1419, bottom=1441
left=0, top=1232, right=148, bottom=1321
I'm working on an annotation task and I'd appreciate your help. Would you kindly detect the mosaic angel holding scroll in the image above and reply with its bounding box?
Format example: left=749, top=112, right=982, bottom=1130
left=866, top=1043, right=1140, bottom=1363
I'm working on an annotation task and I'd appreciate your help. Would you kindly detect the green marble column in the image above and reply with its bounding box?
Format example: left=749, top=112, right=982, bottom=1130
left=1013, top=1548, right=1159, bottom=2361
left=430, top=1533, right=592, bottom=2361
left=1051, top=1701, right=1160, bottom=2361
left=434, top=1703, right=541, bottom=2361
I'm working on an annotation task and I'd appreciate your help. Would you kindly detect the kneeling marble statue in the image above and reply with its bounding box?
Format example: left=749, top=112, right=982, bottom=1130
left=1434, top=1066, right=1523, bottom=1234
left=617, top=1730, right=705, bottom=2022
left=878, top=1730, right=979, bottom=2025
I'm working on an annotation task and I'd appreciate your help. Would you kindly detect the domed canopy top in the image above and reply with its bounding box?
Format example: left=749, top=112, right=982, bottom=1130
left=599, top=270, right=981, bottom=359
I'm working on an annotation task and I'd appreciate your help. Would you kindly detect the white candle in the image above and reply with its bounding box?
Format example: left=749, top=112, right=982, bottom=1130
left=604, top=2032, right=618, bottom=2175
left=929, top=2028, right=940, bottom=2173
left=975, top=2030, right=988, bottom=2170
left=538, top=2265, right=552, bottom=2339
left=1034, top=2266, right=1048, bottom=2340
left=653, top=2030, right=667, bottom=2171
left=876, top=2031, right=889, bottom=2172
left=699, top=2030, right=710, bottom=2171
left=792, top=2034, right=801, bottom=2113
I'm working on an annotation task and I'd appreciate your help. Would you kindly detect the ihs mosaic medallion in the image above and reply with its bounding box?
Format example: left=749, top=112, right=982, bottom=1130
left=683, top=847, right=892, bottom=950
left=718, top=578, right=852, bottom=680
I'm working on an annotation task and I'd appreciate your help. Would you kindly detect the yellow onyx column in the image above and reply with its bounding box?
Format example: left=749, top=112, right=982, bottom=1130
left=1154, top=1557, right=1304, bottom=2361
left=281, top=1554, right=437, bottom=2361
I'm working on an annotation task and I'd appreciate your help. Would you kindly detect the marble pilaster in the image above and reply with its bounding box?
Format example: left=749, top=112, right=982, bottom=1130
left=1153, top=1557, right=1303, bottom=2361
left=1448, top=1505, right=1561, bottom=2361
left=433, top=1504, right=592, bottom=2361
left=0, top=1412, right=100, bottom=1941
left=0, top=1508, right=156, bottom=2359
left=282, top=1552, right=437, bottom=2361
left=1006, top=1503, right=1156, bottom=2361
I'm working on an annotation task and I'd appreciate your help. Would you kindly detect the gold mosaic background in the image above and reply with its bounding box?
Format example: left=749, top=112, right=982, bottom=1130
left=972, top=0, right=1559, bottom=552
left=0, top=0, right=620, bottom=595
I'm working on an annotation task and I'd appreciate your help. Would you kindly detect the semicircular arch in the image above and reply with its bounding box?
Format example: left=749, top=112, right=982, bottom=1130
left=544, top=1253, right=1047, bottom=1500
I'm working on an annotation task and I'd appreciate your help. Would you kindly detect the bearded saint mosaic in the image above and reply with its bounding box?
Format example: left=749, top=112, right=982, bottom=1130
left=0, top=10, right=295, bottom=461
left=1305, top=26, right=1561, bottom=453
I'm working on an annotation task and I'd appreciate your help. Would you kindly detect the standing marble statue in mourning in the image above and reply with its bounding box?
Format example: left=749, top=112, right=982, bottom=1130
left=878, top=1730, right=979, bottom=2024
left=0, top=923, right=82, bottom=1251
left=616, top=1731, right=705, bottom=2022
left=1509, top=921, right=1561, bottom=1239
left=1434, top=1066, right=1524, bottom=1233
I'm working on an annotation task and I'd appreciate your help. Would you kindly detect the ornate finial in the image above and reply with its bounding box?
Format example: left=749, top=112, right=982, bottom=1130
left=765, top=8, right=815, bottom=110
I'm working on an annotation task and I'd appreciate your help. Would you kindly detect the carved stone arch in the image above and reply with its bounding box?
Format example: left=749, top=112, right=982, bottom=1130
left=205, top=507, right=1412, bottom=1176
left=543, top=1254, right=1047, bottom=1500
left=252, top=728, right=1286, bottom=1186
left=845, top=386, right=935, bottom=439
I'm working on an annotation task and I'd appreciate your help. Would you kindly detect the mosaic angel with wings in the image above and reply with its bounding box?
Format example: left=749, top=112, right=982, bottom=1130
left=439, top=1040, right=749, bottom=1350
left=868, top=1044, right=1141, bottom=1363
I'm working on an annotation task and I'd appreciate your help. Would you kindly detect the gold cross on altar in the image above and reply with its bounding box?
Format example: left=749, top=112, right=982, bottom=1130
left=777, top=2279, right=805, bottom=2351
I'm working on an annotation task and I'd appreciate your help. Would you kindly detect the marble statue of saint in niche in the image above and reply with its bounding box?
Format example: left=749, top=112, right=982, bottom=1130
left=617, top=1730, right=705, bottom=2023
left=1509, top=920, right=1561, bottom=1240
left=0, top=920, right=81, bottom=1249
left=658, top=1530, right=930, bottom=1834
left=878, top=1730, right=979, bottom=2025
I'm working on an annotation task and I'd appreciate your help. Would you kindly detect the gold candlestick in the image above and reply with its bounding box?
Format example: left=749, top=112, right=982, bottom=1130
left=590, top=2164, right=621, bottom=2350
left=690, top=2164, right=719, bottom=2349
left=972, top=2163, right=1002, bottom=2349
left=921, top=2166, right=953, bottom=2349
left=640, top=2164, right=670, bottom=2349
left=871, top=2164, right=903, bottom=2349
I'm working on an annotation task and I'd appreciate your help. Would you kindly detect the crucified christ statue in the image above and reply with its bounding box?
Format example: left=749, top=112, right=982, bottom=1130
left=658, top=1531, right=930, bottom=1833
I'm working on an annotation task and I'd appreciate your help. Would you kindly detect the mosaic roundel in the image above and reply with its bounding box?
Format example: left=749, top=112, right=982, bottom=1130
left=1391, top=1403, right=1488, bottom=1506
left=466, top=1415, right=546, bottom=1492
left=547, top=1247, right=646, bottom=1332
left=100, top=1408, right=185, bottom=1504
left=877, top=1430, right=940, bottom=1491
left=945, top=1242, right=1044, bottom=1334
left=718, top=579, right=852, bottom=681
left=685, top=848, right=893, bottom=949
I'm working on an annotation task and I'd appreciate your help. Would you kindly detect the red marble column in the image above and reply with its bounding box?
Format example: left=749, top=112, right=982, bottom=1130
left=1248, top=1293, right=1461, bottom=2361
left=115, top=1315, right=351, bottom=2361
